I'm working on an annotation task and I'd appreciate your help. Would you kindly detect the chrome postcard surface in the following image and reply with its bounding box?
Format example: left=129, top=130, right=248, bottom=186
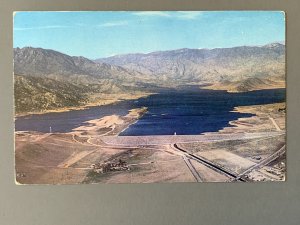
left=14, top=11, right=286, bottom=184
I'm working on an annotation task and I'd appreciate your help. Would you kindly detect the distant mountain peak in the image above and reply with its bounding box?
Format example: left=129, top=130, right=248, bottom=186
left=263, top=42, right=285, bottom=48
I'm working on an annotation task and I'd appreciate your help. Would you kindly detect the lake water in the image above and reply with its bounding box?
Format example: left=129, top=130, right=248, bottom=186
left=15, top=87, right=285, bottom=135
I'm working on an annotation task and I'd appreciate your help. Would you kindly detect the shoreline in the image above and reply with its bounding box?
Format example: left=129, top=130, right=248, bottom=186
left=15, top=86, right=286, bottom=117
left=214, top=102, right=286, bottom=134
left=15, top=101, right=286, bottom=136
left=70, top=101, right=286, bottom=137
left=15, top=92, right=153, bottom=117
left=70, top=107, right=148, bottom=137
left=202, top=82, right=285, bottom=93
left=15, top=88, right=286, bottom=137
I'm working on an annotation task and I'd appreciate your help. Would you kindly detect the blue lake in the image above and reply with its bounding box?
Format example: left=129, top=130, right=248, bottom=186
left=15, top=87, right=285, bottom=135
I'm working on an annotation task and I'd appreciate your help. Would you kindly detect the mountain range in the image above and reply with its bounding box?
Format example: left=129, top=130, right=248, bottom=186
left=14, top=43, right=285, bottom=113
left=96, top=43, right=285, bottom=89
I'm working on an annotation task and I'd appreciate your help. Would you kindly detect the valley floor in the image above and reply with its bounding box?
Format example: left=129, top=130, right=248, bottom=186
left=15, top=103, right=286, bottom=184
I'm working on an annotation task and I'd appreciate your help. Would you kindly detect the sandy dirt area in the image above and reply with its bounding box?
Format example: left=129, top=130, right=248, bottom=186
left=15, top=102, right=286, bottom=184
left=196, top=150, right=256, bottom=174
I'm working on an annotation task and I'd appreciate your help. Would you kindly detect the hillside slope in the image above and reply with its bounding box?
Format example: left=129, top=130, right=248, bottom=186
left=14, top=75, right=90, bottom=113
left=14, top=47, right=155, bottom=114
left=97, top=43, right=285, bottom=90
left=14, top=47, right=153, bottom=85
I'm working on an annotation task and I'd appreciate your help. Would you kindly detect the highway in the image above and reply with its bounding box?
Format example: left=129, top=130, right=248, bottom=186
left=234, top=144, right=286, bottom=181
left=173, top=142, right=285, bottom=182
left=269, top=116, right=281, bottom=131
left=182, top=156, right=203, bottom=182
left=67, top=131, right=285, bottom=182
left=173, top=143, right=246, bottom=182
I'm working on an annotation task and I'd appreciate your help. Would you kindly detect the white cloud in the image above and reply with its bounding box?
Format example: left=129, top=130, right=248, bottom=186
left=14, top=12, right=203, bottom=32
left=132, top=11, right=203, bottom=20
left=132, top=11, right=171, bottom=17
left=98, top=21, right=129, bottom=27
left=176, top=11, right=203, bottom=20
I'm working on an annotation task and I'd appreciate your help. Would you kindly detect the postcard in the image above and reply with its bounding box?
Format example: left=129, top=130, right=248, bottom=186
left=14, top=11, right=286, bottom=184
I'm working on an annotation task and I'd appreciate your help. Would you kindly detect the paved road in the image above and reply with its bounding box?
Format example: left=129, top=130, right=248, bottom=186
left=235, top=144, right=286, bottom=180
left=269, top=116, right=281, bottom=131
left=173, top=143, right=245, bottom=182
left=182, top=156, right=203, bottom=182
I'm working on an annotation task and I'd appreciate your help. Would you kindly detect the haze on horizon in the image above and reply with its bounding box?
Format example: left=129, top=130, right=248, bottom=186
left=13, top=11, right=285, bottom=59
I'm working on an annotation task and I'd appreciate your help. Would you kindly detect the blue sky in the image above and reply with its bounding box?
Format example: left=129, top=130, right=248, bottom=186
left=14, top=11, right=285, bottom=59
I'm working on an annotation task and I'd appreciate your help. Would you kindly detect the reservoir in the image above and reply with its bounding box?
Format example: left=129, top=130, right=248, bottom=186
left=15, top=88, right=285, bottom=135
